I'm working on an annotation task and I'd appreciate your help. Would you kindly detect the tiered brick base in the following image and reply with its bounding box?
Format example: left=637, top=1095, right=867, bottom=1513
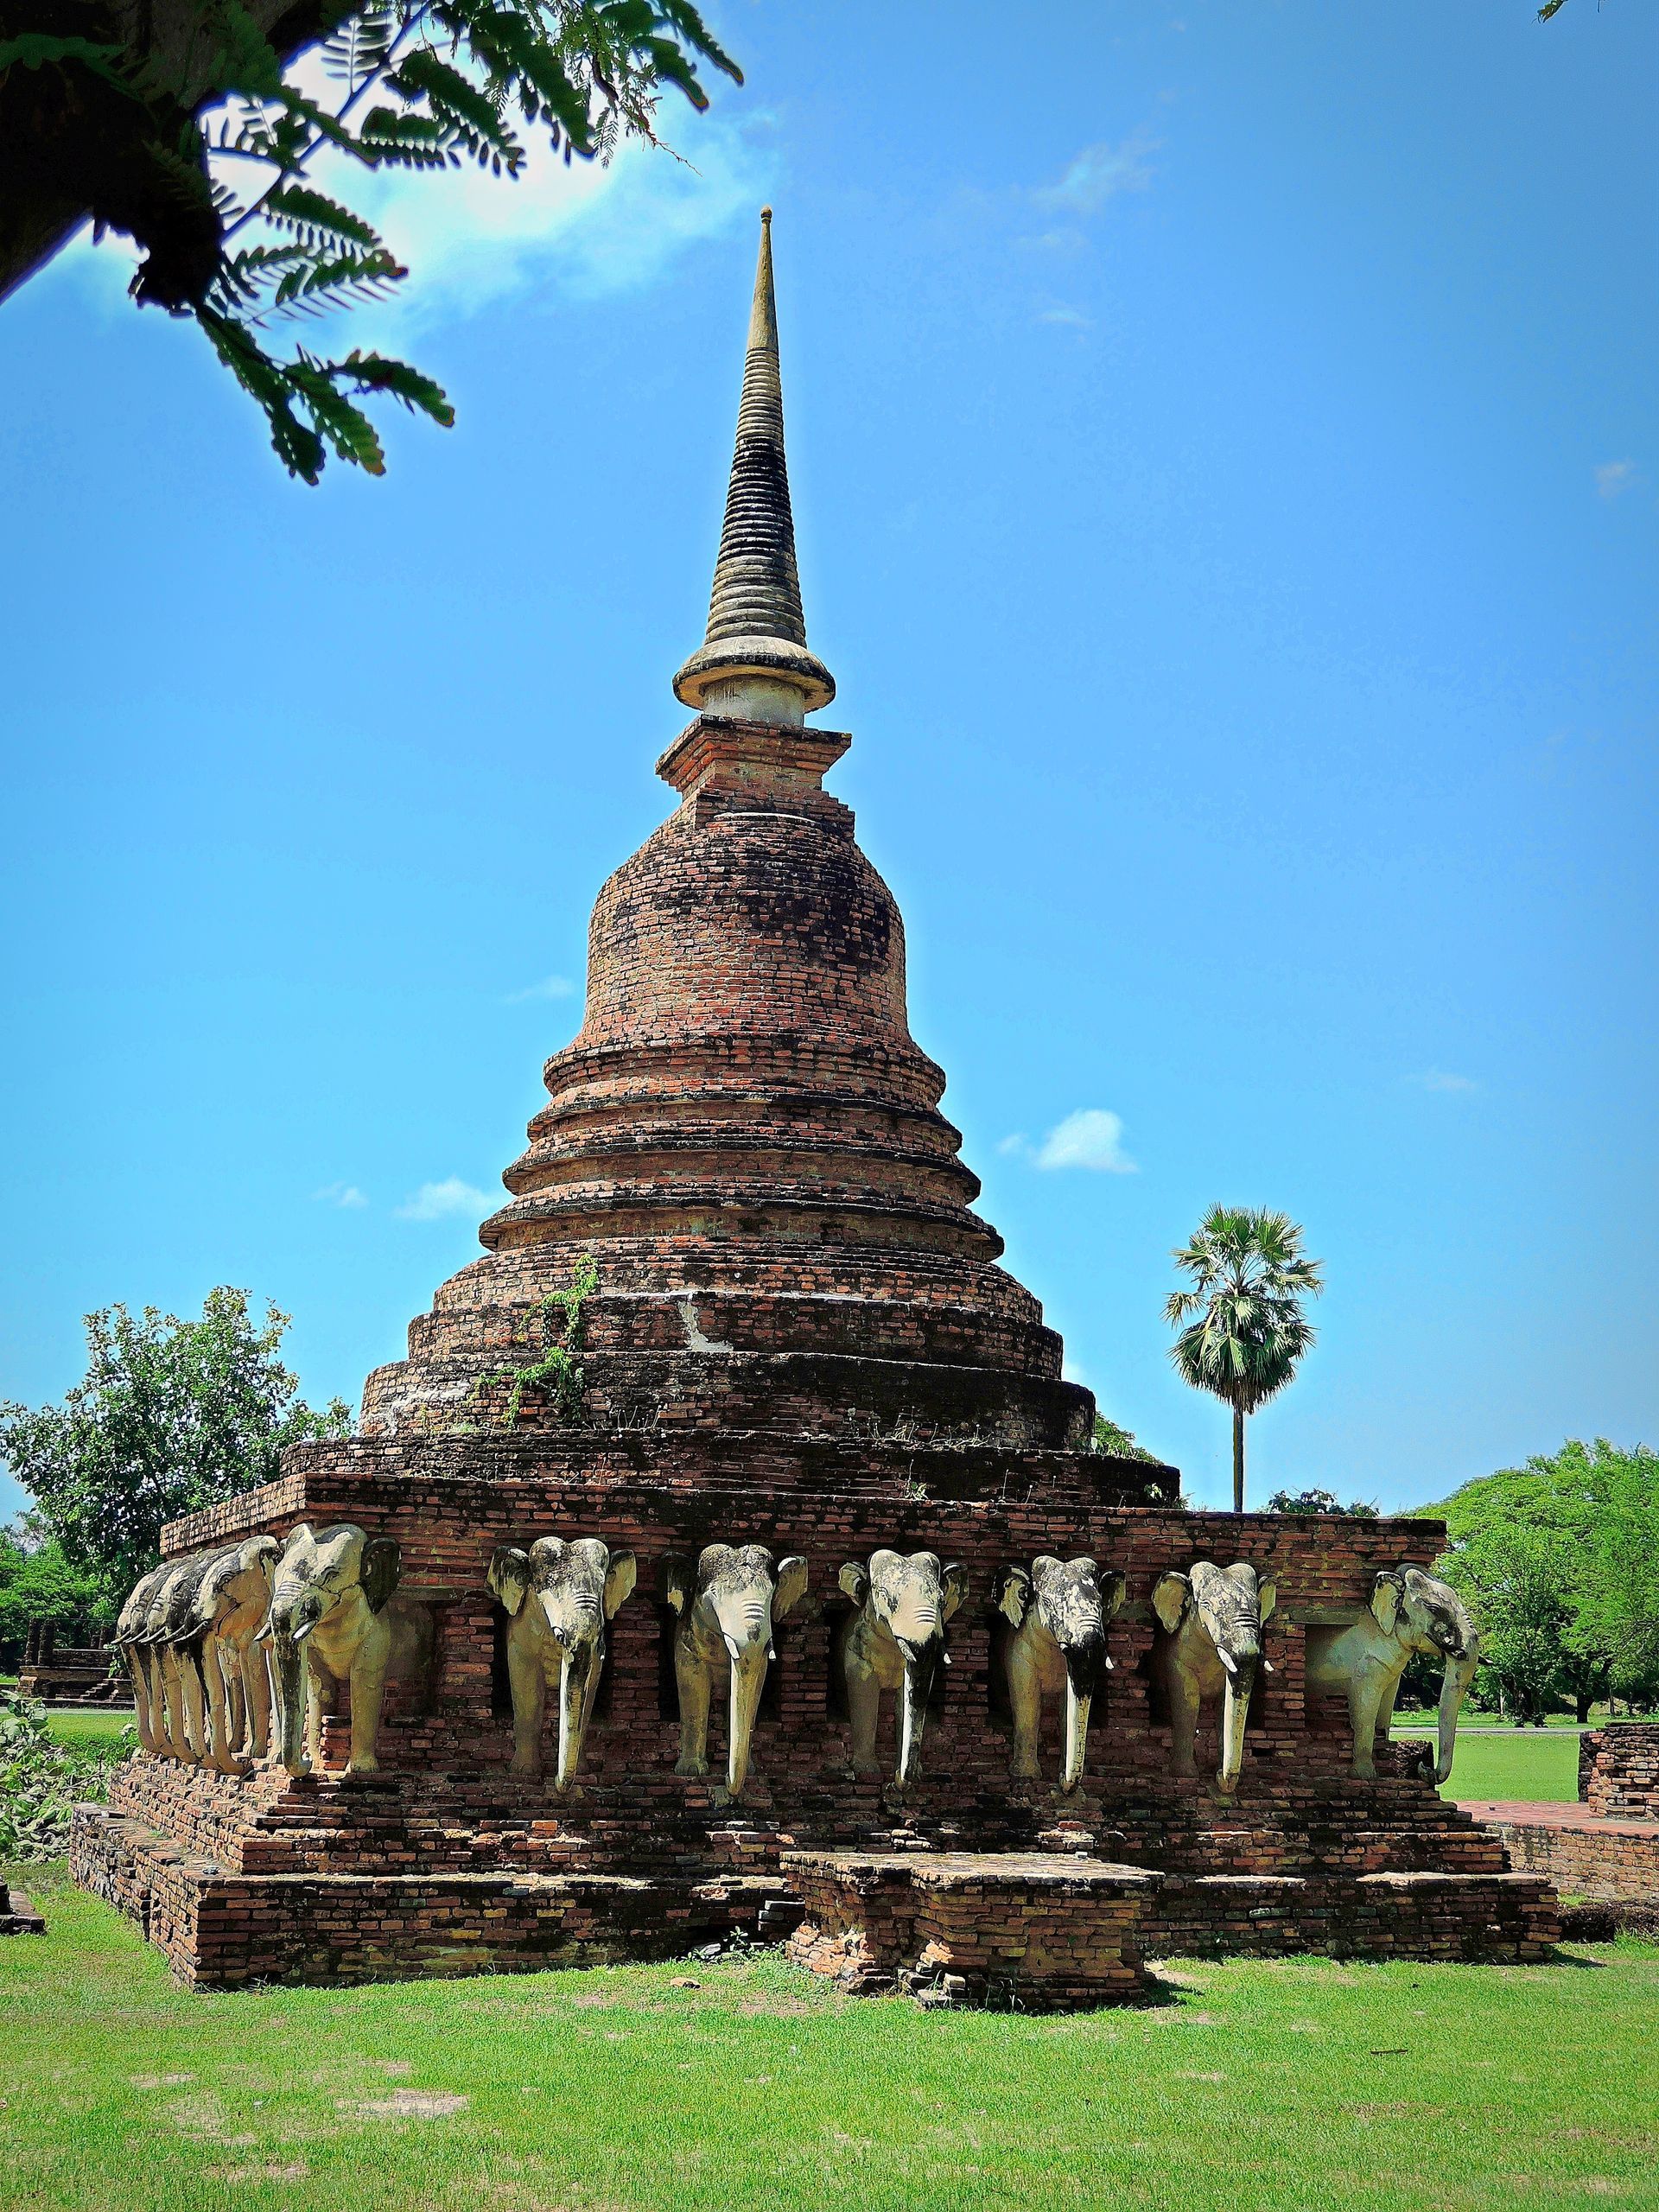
left=784, top=1851, right=1160, bottom=2007
left=69, top=1437, right=1561, bottom=1993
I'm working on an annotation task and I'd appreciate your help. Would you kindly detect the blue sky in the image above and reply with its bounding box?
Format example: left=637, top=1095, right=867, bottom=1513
left=2, top=2, right=1654, bottom=1518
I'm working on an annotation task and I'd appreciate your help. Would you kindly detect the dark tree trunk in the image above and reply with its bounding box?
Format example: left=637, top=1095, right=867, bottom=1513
left=1231, top=1407, right=1245, bottom=1514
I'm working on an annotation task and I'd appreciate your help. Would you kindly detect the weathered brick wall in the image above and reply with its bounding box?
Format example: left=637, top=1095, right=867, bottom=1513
left=1580, top=1725, right=1659, bottom=1818
left=1483, top=1810, right=1659, bottom=1902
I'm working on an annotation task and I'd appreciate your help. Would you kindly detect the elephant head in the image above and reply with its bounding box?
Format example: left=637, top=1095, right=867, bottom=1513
left=664, top=1543, right=809, bottom=1796
left=996, top=1555, right=1127, bottom=1792
left=261, top=1522, right=401, bottom=1777
left=838, top=1548, right=969, bottom=1785
left=1154, top=1559, right=1277, bottom=1794
left=1371, top=1566, right=1478, bottom=1783
left=488, top=1535, right=637, bottom=1788
left=193, top=1535, right=281, bottom=1769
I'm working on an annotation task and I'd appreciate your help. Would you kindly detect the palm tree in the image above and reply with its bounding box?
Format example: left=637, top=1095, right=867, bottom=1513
left=1164, top=1207, right=1324, bottom=1513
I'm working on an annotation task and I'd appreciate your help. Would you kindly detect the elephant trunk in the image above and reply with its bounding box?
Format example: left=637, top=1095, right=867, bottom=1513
left=270, top=1618, right=311, bottom=1777
left=266, top=1588, right=321, bottom=1777
left=1435, top=1648, right=1478, bottom=1784
left=555, top=1640, right=595, bottom=1793
left=1217, top=1654, right=1258, bottom=1793
left=896, top=1639, right=941, bottom=1784
left=1060, top=1643, right=1104, bottom=1795
left=726, top=1645, right=768, bottom=1796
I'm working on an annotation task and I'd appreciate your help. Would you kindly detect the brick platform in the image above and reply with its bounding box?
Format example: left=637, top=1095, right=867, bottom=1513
left=1462, top=1797, right=1659, bottom=1906
left=784, top=1851, right=1161, bottom=2007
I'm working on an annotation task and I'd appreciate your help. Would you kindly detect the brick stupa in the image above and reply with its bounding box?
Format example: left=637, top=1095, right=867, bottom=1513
left=74, top=215, right=1557, bottom=1993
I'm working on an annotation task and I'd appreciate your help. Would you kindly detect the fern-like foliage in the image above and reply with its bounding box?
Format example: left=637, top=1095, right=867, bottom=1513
left=1, top=0, right=740, bottom=481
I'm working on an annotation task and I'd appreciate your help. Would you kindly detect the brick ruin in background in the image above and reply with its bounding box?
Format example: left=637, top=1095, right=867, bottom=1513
left=73, top=212, right=1558, bottom=1998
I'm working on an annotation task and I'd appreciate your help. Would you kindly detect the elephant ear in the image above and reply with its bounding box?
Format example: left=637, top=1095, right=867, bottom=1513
left=1370, top=1572, right=1404, bottom=1635
left=661, top=1554, right=694, bottom=1617
left=360, top=1536, right=401, bottom=1617
left=1152, top=1571, right=1190, bottom=1634
left=941, top=1562, right=969, bottom=1622
left=1256, top=1574, right=1278, bottom=1623
left=772, top=1556, right=810, bottom=1624
left=602, top=1549, right=638, bottom=1619
left=1101, top=1567, right=1129, bottom=1618
left=996, top=1567, right=1032, bottom=1627
left=837, top=1560, right=870, bottom=1607
left=488, top=1546, right=533, bottom=1617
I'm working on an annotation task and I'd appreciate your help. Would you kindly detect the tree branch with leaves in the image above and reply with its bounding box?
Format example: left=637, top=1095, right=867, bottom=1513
left=0, top=0, right=740, bottom=478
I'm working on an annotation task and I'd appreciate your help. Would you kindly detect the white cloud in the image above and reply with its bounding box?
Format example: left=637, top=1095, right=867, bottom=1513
left=1595, top=460, right=1637, bottom=499
left=395, top=1176, right=493, bottom=1221
left=1036, top=1109, right=1137, bottom=1173
left=505, top=975, right=575, bottom=1004
left=321, top=107, right=778, bottom=332
left=1416, top=1070, right=1478, bottom=1095
left=314, top=1181, right=368, bottom=1209
left=1033, top=128, right=1160, bottom=216
left=1038, top=303, right=1093, bottom=330
left=1002, top=1109, right=1138, bottom=1173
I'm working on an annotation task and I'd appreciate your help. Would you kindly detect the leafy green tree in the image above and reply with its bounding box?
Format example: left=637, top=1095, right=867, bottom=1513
left=0, top=1288, right=349, bottom=1603
left=0, top=1528, right=108, bottom=1660
left=1266, top=1487, right=1377, bottom=1517
left=0, top=1, right=739, bottom=479
left=1425, top=1440, right=1659, bottom=1722
left=1164, top=1206, right=1324, bottom=1513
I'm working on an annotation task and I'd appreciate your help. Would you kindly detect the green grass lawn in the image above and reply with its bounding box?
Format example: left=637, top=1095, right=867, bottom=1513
left=42, top=1709, right=134, bottom=1749
left=1390, top=1726, right=1582, bottom=1805
left=2, top=1866, right=1656, bottom=2212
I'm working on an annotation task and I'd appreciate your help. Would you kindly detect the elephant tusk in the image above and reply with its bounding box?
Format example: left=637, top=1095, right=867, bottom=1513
left=290, top=1618, right=319, bottom=1644
left=1217, top=1649, right=1238, bottom=1676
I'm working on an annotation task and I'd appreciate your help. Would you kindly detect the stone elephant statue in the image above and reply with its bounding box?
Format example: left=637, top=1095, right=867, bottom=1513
left=146, top=1554, right=221, bottom=1762
left=1152, top=1560, right=1277, bottom=1795
left=836, top=1548, right=968, bottom=1785
left=488, top=1535, right=637, bottom=1788
left=664, top=1543, right=809, bottom=1797
left=995, top=1555, right=1126, bottom=1793
left=114, top=1563, right=175, bottom=1756
left=261, top=1522, right=403, bottom=1777
left=1305, top=1566, right=1478, bottom=1782
left=194, top=1535, right=282, bottom=1770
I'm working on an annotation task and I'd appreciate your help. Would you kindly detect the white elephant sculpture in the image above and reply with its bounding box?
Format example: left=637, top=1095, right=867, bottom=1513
left=114, top=1563, right=175, bottom=1755
left=664, top=1543, right=809, bottom=1797
left=140, top=1557, right=208, bottom=1759
left=260, top=1522, right=404, bottom=1777
left=996, top=1555, right=1126, bottom=1792
left=1152, top=1560, right=1277, bottom=1795
left=194, top=1535, right=282, bottom=1770
left=1305, top=1566, right=1479, bottom=1781
left=488, top=1535, right=637, bottom=1788
left=836, top=1549, right=969, bottom=1785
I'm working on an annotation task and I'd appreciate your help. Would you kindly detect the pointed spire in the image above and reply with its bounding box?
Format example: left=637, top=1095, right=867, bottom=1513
left=673, top=209, right=835, bottom=723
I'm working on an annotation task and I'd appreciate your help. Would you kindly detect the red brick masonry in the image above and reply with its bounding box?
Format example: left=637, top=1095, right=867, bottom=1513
left=784, top=1851, right=1161, bottom=2008
left=1579, top=1725, right=1659, bottom=1820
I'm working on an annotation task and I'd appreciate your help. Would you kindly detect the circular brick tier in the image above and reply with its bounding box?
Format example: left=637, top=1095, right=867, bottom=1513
left=362, top=718, right=1090, bottom=1452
